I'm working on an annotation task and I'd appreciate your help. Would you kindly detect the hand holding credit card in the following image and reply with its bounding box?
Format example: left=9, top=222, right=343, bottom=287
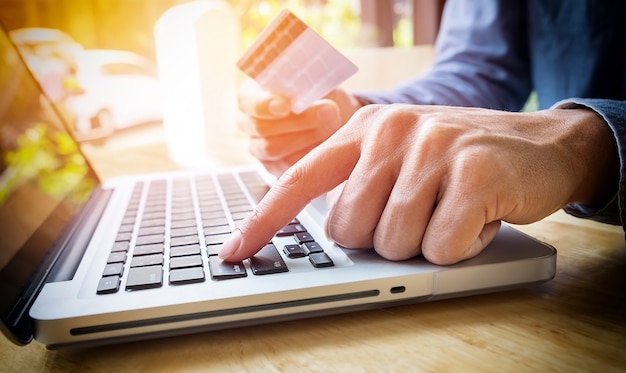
left=236, top=9, right=358, bottom=114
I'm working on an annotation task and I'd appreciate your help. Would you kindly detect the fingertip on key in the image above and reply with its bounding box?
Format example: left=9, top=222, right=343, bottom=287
left=218, top=228, right=242, bottom=260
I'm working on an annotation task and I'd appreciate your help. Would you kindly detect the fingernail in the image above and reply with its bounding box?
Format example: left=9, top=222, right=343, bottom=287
left=268, top=98, right=290, bottom=116
left=218, top=229, right=242, bottom=259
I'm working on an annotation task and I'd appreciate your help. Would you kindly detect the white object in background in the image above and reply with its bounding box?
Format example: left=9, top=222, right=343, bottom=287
left=154, top=0, right=240, bottom=168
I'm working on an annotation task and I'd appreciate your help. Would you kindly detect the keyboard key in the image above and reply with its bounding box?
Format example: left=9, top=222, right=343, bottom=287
left=201, top=210, right=227, bottom=219
left=249, top=243, right=289, bottom=275
left=170, top=267, right=205, bottom=284
left=171, top=226, right=199, bottom=238
left=138, top=226, right=165, bottom=236
left=140, top=218, right=166, bottom=228
left=231, top=211, right=252, bottom=221
left=170, top=244, right=201, bottom=257
left=247, top=185, right=270, bottom=203
left=209, top=256, right=247, bottom=279
left=283, top=244, right=306, bottom=258
left=144, top=204, right=166, bottom=213
left=124, top=210, right=138, bottom=219
left=170, top=255, right=203, bottom=269
left=142, top=211, right=166, bottom=220
left=170, top=235, right=199, bottom=247
left=103, top=262, right=124, bottom=276
left=171, top=218, right=197, bottom=229
left=126, top=265, right=163, bottom=290
left=115, top=232, right=132, bottom=242
left=107, top=251, right=127, bottom=264
left=97, top=275, right=120, bottom=294
left=206, top=243, right=223, bottom=256
left=229, top=204, right=253, bottom=213
left=276, top=224, right=307, bottom=236
left=205, top=233, right=230, bottom=246
left=171, top=205, right=193, bottom=215
left=294, top=232, right=314, bottom=244
left=134, top=243, right=164, bottom=256
left=136, top=234, right=164, bottom=246
left=202, top=217, right=229, bottom=228
left=130, top=253, right=163, bottom=267
left=111, top=241, right=130, bottom=252
left=309, top=252, right=334, bottom=268
left=200, top=207, right=225, bottom=217
left=302, top=241, right=324, bottom=255
left=171, top=212, right=196, bottom=221
left=118, top=223, right=134, bottom=233
left=203, top=225, right=231, bottom=235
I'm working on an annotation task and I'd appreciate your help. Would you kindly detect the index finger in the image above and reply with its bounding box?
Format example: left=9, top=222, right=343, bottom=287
left=218, top=125, right=361, bottom=261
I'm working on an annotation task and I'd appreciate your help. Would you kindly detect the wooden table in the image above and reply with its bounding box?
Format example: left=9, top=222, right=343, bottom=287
left=2, top=136, right=625, bottom=372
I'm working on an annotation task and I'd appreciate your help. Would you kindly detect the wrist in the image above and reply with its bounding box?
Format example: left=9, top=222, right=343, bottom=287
left=561, top=108, right=619, bottom=206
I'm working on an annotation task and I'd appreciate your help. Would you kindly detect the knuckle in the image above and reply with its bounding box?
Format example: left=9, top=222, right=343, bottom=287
left=276, top=162, right=315, bottom=202
left=358, top=105, right=461, bottom=155
left=354, top=105, right=420, bottom=152
left=373, top=231, right=423, bottom=261
left=415, top=114, right=462, bottom=149
left=327, top=222, right=371, bottom=249
left=422, top=247, right=463, bottom=265
left=279, top=162, right=306, bottom=189
left=450, top=148, right=504, bottom=195
left=326, top=220, right=350, bottom=247
left=374, top=244, right=420, bottom=261
left=326, top=209, right=374, bottom=250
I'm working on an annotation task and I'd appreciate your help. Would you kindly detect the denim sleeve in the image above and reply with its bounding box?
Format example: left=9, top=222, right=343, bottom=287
left=355, top=0, right=532, bottom=111
left=554, top=98, right=626, bottom=228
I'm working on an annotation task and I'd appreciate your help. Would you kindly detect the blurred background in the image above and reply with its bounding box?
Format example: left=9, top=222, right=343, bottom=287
left=0, top=0, right=444, bottom=145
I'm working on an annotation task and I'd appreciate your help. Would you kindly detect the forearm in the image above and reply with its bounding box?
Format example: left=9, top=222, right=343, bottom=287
left=355, top=0, right=532, bottom=111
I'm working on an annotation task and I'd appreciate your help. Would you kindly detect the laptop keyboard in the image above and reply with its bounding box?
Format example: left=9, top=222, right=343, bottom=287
left=96, top=170, right=334, bottom=294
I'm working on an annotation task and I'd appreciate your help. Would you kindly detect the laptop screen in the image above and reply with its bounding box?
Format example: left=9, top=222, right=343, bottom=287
left=0, top=26, right=99, bottom=340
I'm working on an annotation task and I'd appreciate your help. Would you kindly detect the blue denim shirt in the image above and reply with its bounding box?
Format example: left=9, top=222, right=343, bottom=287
left=357, top=0, right=626, bottom=229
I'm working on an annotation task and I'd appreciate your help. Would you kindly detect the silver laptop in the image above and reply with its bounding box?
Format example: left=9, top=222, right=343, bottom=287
left=0, top=26, right=556, bottom=349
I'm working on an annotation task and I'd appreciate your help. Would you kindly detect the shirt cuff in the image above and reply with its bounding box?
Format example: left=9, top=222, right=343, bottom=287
left=552, top=98, right=623, bottom=226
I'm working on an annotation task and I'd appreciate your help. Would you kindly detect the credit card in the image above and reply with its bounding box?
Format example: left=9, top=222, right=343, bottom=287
left=237, top=9, right=358, bottom=114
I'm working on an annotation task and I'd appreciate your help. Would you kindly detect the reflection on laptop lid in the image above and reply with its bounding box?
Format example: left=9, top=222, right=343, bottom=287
left=0, top=24, right=556, bottom=349
left=0, top=24, right=100, bottom=344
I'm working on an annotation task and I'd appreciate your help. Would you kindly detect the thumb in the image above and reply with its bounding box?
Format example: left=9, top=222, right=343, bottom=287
left=238, top=79, right=291, bottom=118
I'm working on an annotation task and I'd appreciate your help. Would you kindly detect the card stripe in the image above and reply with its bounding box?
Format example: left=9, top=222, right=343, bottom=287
left=236, top=10, right=307, bottom=78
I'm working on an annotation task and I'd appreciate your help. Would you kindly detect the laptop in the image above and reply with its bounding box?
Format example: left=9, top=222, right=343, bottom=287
left=0, top=26, right=557, bottom=349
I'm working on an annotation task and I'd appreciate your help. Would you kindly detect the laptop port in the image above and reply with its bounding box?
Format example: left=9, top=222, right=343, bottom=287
left=390, top=286, right=406, bottom=294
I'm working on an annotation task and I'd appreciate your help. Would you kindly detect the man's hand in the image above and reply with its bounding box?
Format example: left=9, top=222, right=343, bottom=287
left=237, top=80, right=362, bottom=176
left=221, top=104, right=618, bottom=265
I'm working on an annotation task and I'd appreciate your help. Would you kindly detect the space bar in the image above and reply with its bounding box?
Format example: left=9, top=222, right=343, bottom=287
left=249, top=243, right=289, bottom=275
